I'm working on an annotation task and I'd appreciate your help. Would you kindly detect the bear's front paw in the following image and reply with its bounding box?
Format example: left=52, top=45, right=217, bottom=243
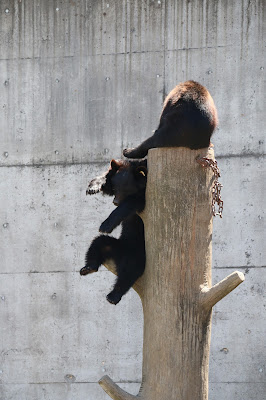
left=86, top=179, right=102, bottom=195
left=123, top=148, right=147, bottom=159
left=123, top=148, right=135, bottom=158
left=86, top=187, right=99, bottom=195
left=99, top=219, right=114, bottom=234
left=80, top=265, right=98, bottom=275
left=106, top=291, right=122, bottom=305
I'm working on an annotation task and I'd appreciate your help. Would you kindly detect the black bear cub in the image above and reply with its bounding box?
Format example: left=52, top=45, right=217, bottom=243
left=123, top=80, right=218, bottom=159
left=80, top=159, right=147, bottom=305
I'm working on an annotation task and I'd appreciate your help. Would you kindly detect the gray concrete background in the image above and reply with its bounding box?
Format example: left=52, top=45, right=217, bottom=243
left=0, top=1, right=265, bottom=399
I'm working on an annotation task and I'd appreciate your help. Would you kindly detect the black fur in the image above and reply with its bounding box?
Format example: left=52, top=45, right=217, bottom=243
left=123, top=80, right=218, bottom=159
left=81, top=159, right=147, bottom=305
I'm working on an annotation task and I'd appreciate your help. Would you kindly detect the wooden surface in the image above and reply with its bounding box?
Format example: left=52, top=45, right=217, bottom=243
left=101, top=147, right=244, bottom=400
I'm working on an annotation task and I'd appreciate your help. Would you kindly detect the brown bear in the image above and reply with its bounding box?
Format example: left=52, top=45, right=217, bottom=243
left=123, top=80, right=218, bottom=159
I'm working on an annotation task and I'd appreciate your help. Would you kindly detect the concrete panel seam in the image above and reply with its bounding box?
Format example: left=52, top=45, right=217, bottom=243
left=0, top=153, right=265, bottom=169
left=0, top=45, right=231, bottom=63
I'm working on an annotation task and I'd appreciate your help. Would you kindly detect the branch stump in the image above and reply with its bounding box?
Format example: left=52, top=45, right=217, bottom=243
left=100, top=147, right=245, bottom=400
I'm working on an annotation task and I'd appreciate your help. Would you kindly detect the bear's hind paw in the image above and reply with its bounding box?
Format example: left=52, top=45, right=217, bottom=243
left=106, top=291, right=122, bottom=305
left=80, top=265, right=99, bottom=275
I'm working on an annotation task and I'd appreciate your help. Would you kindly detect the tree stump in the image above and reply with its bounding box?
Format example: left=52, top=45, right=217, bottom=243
left=100, top=147, right=244, bottom=400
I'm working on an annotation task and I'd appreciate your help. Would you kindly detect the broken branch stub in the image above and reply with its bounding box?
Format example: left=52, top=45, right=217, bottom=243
left=200, top=271, right=245, bottom=310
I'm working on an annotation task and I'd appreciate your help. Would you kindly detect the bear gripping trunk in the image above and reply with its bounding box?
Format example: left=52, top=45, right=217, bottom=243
left=100, top=147, right=244, bottom=400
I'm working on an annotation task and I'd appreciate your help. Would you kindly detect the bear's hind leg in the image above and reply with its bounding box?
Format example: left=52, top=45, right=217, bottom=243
left=106, top=258, right=144, bottom=304
left=80, top=235, right=118, bottom=275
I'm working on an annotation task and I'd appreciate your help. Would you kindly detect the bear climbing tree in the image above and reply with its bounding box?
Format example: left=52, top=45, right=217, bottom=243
left=99, top=147, right=244, bottom=400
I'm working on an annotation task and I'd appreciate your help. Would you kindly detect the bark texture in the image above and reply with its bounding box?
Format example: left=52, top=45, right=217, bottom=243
left=100, top=147, right=244, bottom=400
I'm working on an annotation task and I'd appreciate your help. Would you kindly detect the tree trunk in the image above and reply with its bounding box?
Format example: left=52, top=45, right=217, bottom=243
left=100, top=147, right=244, bottom=400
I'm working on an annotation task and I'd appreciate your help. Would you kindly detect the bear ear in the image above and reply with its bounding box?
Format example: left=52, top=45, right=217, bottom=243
left=135, top=166, right=147, bottom=178
left=110, top=159, right=120, bottom=171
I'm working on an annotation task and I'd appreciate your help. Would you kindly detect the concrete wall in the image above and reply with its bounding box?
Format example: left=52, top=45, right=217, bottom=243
left=0, top=1, right=265, bottom=399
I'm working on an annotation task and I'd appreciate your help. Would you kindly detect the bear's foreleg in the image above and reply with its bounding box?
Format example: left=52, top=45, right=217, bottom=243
left=99, top=194, right=145, bottom=233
